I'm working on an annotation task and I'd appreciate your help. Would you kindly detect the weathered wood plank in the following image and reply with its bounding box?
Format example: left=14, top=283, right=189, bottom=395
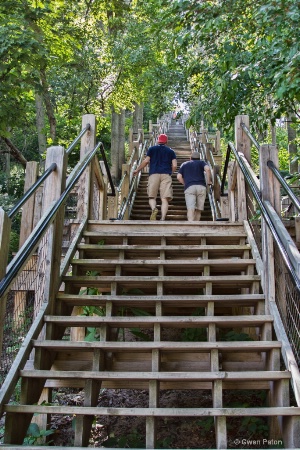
left=33, top=340, right=281, bottom=351
left=20, top=370, right=291, bottom=381
left=4, top=405, right=300, bottom=417
left=44, top=314, right=273, bottom=328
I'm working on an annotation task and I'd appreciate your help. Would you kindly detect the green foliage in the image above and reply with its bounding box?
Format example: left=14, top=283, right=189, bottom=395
left=196, top=417, right=214, bottom=437
left=103, top=430, right=144, bottom=448
left=81, top=304, right=105, bottom=342
left=24, top=423, right=55, bottom=446
left=82, top=305, right=105, bottom=317
left=156, top=436, right=173, bottom=448
left=181, top=307, right=206, bottom=341
left=223, top=330, right=253, bottom=342
left=239, top=416, right=268, bottom=438
left=164, top=0, right=300, bottom=130
left=181, top=327, right=206, bottom=342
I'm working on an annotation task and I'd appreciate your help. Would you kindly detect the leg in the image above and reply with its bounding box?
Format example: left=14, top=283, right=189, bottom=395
left=187, top=208, right=195, bottom=221
left=194, top=209, right=201, bottom=221
left=148, top=175, right=160, bottom=220
left=161, top=198, right=169, bottom=220
left=160, top=174, right=173, bottom=221
left=149, top=198, right=157, bottom=210
left=195, top=185, right=206, bottom=222
left=185, top=186, right=197, bottom=221
left=149, top=198, right=158, bottom=220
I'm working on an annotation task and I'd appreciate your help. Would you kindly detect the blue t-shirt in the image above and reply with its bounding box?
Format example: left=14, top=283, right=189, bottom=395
left=146, top=144, right=176, bottom=175
left=178, top=160, right=208, bottom=190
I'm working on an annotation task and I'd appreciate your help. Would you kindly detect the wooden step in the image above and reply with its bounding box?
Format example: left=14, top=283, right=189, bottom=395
left=5, top=404, right=299, bottom=418
left=19, top=369, right=291, bottom=390
left=76, top=243, right=252, bottom=259
left=44, top=314, right=273, bottom=328
left=20, top=369, right=288, bottom=382
left=86, top=220, right=246, bottom=234
left=56, top=293, right=265, bottom=308
left=62, top=274, right=261, bottom=288
left=33, top=340, right=281, bottom=352
left=70, top=258, right=257, bottom=274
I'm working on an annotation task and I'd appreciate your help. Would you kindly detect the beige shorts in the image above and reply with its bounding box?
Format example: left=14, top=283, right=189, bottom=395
left=147, top=174, right=173, bottom=200
left=185, top=184, right=207, bottom=210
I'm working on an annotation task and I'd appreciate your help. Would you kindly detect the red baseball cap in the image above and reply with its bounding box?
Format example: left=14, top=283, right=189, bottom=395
left=157, top=134, right=168, bottom=144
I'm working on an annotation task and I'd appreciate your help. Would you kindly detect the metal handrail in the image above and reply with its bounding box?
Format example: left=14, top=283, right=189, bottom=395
left=117, top=172, right=128, bottom=192
left=0, top=142, right=102, bottom=299
left=238, top=122, right=300, bottom=214
left=98, top=142, right=115, bottom=196
left=221, top=145, right=231, bottom=196
left=240, top=122, right=260, bottom=150
left=66, top=123, right=91, bottom=155
left=228, top=141, right=300, bottom=292
left=198, top=142, right=224, bottom=220
left=267, top=160, right=300, bottom=214
left=117, top=140, right=148, bottom=220
left=8, top=163, right=57, bottom=219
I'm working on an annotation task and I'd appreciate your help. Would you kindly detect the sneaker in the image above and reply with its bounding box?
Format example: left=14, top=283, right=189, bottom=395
left=150, top=208, right=158, bottom=220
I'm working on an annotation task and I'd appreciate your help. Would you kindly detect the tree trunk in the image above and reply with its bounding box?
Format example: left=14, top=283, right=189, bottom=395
left=119, top=109, right=125, bottom=168
left=40, top=69, right=57, bottom=143
left=110, top=108, right=126, bottom=184
left=133, top=102, right=144, bottom=135
left=287, top=112, right=297, bottom=174
left=111, top=109, right=120, bottom=184
left=35, top=91, right=47, bottom=157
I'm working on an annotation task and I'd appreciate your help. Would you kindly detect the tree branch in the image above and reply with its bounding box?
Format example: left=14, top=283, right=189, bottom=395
left=0, top=137, right=27, bottom=168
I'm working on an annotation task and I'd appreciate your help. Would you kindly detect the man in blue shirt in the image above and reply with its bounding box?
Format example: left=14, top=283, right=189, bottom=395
left=133, top=134, right=177, bottom=220
left=177, top=152, right=212, bottom=221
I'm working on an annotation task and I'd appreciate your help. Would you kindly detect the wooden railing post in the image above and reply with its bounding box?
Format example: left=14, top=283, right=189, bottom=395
left=98, top=161, right=108, bottom=220
left=227, top=161, right=238, bottom=222
left=121, top=163, right=130, bottom=220
left=128, top=128, right=134, bottom=156
left=32, top=145, right=67, bottom=436
left=235, top=115, right=250, bottom=221
left=259, top=144, right=280, bottom=304
left=12, top=162, right=40, bottom=331
left=19, top=162, right=39, bottom=248
left=77, top=114, right=97, bottom=220
left=138, top=128, right=144, bottom=144
left=41, top=146, right=68, bottom=311
left=260, top=144, right=281, bottom=215
left=0, top=208, right=11, bottom=353
left=259, top=141, right=288, bottom=442
left=235, top=115, right=251, bottom=162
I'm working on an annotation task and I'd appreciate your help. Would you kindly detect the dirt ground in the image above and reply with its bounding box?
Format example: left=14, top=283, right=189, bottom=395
left=49, top=387, right=279, bottom=449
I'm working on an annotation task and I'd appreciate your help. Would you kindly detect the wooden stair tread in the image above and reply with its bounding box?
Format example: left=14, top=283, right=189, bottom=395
left=5, top=404, right=300, bottom=417
left=62, top=274, right=261, bottom=283
left=20, top=370, right=290, bottom=381
left=77, top=244, right=251, bottom=250
left=56, top=293, right=265, bottom=307
left=33, top=340, right=281, bottom=351
left=70, top=259, right=256, bottom=274
left=44, top=314, right=273, bottom=327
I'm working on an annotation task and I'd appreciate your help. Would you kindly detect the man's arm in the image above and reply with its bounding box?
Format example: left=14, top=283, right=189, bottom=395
left=133, top=156, right=150, bottom=176
left=204, top=165, right=213, bottom=185
left=172, top=158, right=177, bottom=173
left=177, top=172, right=184, bottom=185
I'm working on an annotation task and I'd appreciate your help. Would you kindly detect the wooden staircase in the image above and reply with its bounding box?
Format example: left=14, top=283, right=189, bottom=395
left=2, top=220, right=300, bottom=449
left=130, top=120, right=213, bottom=221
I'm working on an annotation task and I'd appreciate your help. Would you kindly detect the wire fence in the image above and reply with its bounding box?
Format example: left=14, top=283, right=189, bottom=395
left=274, top=244, right=300, bottom=367
left=0, top=231, right=48, bottom=385
left=0, top=159, right=104, bottom=386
